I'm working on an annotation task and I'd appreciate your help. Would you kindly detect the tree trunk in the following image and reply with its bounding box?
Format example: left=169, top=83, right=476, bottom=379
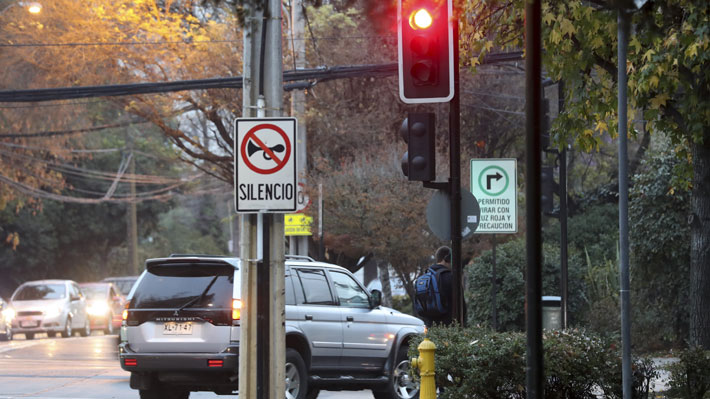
left=689, top=130, right=710, bottom=349
left=377, top=260, right=393, bottom=308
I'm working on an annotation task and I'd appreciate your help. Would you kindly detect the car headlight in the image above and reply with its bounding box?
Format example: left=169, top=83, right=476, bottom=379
left=1, top=307, right=15, bottom=321
left=43, top=306, right=62, bottom=318
left=87, top=302, right=110, bottom=316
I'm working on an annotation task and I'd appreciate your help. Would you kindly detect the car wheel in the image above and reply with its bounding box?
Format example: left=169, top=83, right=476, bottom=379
left=285, top=348, right=308, bottom=399
left=0, top=331, right=9, bottom=341
left=61, top=318, right=73, bottom=338
left=25, top=332, right=34, bottom=340
left=305, top=387, right=320, bottom=399
left=47, top=331, right=57, bottom=338
left=139, top=388, right=188, bottom=399
left=373, top=345, right=419, bottom=399
left=80, top=319, right=91, bottom=337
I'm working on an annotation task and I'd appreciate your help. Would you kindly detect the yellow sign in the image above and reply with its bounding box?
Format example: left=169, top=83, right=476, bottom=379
left=284, top=214, right=313, bottom=236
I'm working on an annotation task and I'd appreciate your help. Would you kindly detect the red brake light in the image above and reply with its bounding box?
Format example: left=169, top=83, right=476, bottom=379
left=208, top=359, right=224, bottom=368
left=124, top=358, right=137, bottom=366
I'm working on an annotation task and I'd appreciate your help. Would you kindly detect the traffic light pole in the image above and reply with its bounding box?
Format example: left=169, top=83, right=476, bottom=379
left=449, top=20, right=464, bottom=327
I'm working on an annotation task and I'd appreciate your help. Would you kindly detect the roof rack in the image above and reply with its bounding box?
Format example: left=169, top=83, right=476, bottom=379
left=285, top=255, right=316, bottom=262
left=168, top=254, right=228, bottom=258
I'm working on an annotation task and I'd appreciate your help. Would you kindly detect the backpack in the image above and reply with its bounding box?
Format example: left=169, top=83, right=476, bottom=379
left=414, top=266, right=450, bottom=318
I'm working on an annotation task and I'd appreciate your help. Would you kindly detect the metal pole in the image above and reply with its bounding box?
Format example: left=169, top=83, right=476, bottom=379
left=617, top=9, right=632, bottom=399
left=525, top=0, right=544, bottom=396
left=558, top=81, right=568, bottom=330
left=449, top=16, right=463, bottom=327
left=319, top=183, right=324, bottom=261
left=491, top=235, right=498, bottom=330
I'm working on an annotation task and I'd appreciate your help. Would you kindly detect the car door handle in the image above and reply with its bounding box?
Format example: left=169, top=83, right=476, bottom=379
left=346, top=316, right=354, bottom=322
left=305, top=315, right=313, bottom=320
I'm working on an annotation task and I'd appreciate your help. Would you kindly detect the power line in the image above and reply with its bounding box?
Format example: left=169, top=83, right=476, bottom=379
left=0, top=35, right=394, bottom=49
left=0, top=120, right=149, bottom=138
left=0, top=54, right=523, bottom=103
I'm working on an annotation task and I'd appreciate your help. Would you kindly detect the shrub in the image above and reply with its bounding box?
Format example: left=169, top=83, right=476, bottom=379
left=667, top=347, right=710, bottom=399
left=465, top=238, right=587, bottom=331
left=409, top=326, right=658, bottom=399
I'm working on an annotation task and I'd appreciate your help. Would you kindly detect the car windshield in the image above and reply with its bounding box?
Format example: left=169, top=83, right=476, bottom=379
left=81, top=286, right=107, bottom=300
left=104, top=278, right=137, bottom=296
left=14, top=284, right=66, bottom=300
left=131, top=264, right=234, bottom=309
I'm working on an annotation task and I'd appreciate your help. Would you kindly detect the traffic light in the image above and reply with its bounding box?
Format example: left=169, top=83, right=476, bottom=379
left=400, top=113, right=435, bottom=181
left=397, top=0, right=454, bottom=104
left=541, top=166, right=554, bottom=214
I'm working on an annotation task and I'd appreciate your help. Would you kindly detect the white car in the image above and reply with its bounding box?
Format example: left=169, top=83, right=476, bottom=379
left=0, top=297, right=13, bottom=341
left=10, top=280, right=91, bottom=339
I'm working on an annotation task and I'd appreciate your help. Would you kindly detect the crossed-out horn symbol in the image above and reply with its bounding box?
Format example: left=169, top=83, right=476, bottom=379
left=247, top=140, right=286, bottom=160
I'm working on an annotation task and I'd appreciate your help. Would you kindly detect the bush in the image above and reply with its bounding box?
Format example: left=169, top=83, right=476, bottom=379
left=409, top=326, right=658, bottom=399
left=667, top=347, right=710, bottom=399
left=465, top=238, right=587, bottom=331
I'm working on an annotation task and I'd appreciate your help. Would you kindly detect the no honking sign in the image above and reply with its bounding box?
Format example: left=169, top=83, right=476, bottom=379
left=235, top=118, right=297, bottom=213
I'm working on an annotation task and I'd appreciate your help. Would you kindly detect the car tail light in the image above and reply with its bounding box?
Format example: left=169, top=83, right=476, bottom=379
left=208, top=359, right=223, bottom=368
left=124, top=358, right=137, bottom=366
left=232, top=299, right=242, bottom=321
left=122, top=309, right=128, bottom=321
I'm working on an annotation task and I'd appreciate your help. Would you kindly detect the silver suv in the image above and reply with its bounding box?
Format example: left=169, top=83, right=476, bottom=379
left=119, top=255, right=424, bottom=399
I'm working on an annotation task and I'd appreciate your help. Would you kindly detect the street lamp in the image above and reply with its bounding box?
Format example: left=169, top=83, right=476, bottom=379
left=0, top=1, right=41, bottom=16
left=26, top=2, right=41, bottom=14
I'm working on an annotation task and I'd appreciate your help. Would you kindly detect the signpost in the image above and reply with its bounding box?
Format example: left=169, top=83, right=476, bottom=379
left=235, top=118, right=297, bottom=213
left=470, top=159, right=517, bottom=234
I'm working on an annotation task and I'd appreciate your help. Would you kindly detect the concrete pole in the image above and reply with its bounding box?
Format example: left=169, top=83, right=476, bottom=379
left=290, top=0, right=308, bottom=256
left=239, top=2, right=261, bottom=398
left=127, top=135, right=139, bottom=275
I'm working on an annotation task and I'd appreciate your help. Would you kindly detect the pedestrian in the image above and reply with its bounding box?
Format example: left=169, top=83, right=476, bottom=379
left=414, top=246, right=455, bottom=327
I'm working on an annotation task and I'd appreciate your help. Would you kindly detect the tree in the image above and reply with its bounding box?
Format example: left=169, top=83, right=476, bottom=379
left=457, top=0, right=710, bottom=348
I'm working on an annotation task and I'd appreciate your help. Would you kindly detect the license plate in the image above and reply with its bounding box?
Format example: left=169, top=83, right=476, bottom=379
left=163, top=322, right=193, bottom=335
left=20, top=320, right=39, bottom=328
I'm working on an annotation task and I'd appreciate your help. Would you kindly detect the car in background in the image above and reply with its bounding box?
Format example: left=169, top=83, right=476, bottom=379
left=101, top=276, right=139, bottom=297
left=120, top=255, right=424, bottom=399
left=79, top=282, right=125, bottom=334
left=0, top=297, right=13, bottom=341
left=10, top=280, right=91, bottom=340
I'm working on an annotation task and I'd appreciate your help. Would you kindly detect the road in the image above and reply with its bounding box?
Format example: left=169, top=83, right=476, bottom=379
left=0, top=333, right=373, bottom=399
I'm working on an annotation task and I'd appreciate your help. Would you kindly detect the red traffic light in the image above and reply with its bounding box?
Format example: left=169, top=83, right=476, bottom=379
left=410, top=8, right=433, bottom=29
left=398, top=0, right=454, bottom=104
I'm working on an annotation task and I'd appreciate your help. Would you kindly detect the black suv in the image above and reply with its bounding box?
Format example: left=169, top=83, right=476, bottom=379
left=119, top=255, right=424, bottom=399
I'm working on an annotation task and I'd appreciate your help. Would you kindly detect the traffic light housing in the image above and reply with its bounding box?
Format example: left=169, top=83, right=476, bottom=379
left=400, top=113, right=435, bottom=181
left=541, top=165, right=554, bottom=214
left=397, top=0, right=454, bottom=104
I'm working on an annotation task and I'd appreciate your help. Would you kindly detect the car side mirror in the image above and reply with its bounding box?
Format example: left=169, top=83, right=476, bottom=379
left=70, top=295, right=80, bottom=302
left=369, top=289, right=382, bottom=309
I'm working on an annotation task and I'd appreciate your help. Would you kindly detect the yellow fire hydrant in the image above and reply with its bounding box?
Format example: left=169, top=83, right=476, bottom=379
left=411, top=338, right=436, bottom=399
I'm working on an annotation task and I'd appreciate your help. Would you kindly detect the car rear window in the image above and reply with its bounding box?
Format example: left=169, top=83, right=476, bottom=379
left=131, top=264, right=234, bottom=309
left=14, top=284, right=66, bottom=300
left=81, top=285, right=107, bottom=300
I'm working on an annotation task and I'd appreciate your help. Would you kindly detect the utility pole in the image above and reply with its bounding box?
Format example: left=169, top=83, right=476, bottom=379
left=239, top=1, right=286, bottom=398
left=127, top=134, right=139, bottom=275
left=290, top=0, right=308, bottom=256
